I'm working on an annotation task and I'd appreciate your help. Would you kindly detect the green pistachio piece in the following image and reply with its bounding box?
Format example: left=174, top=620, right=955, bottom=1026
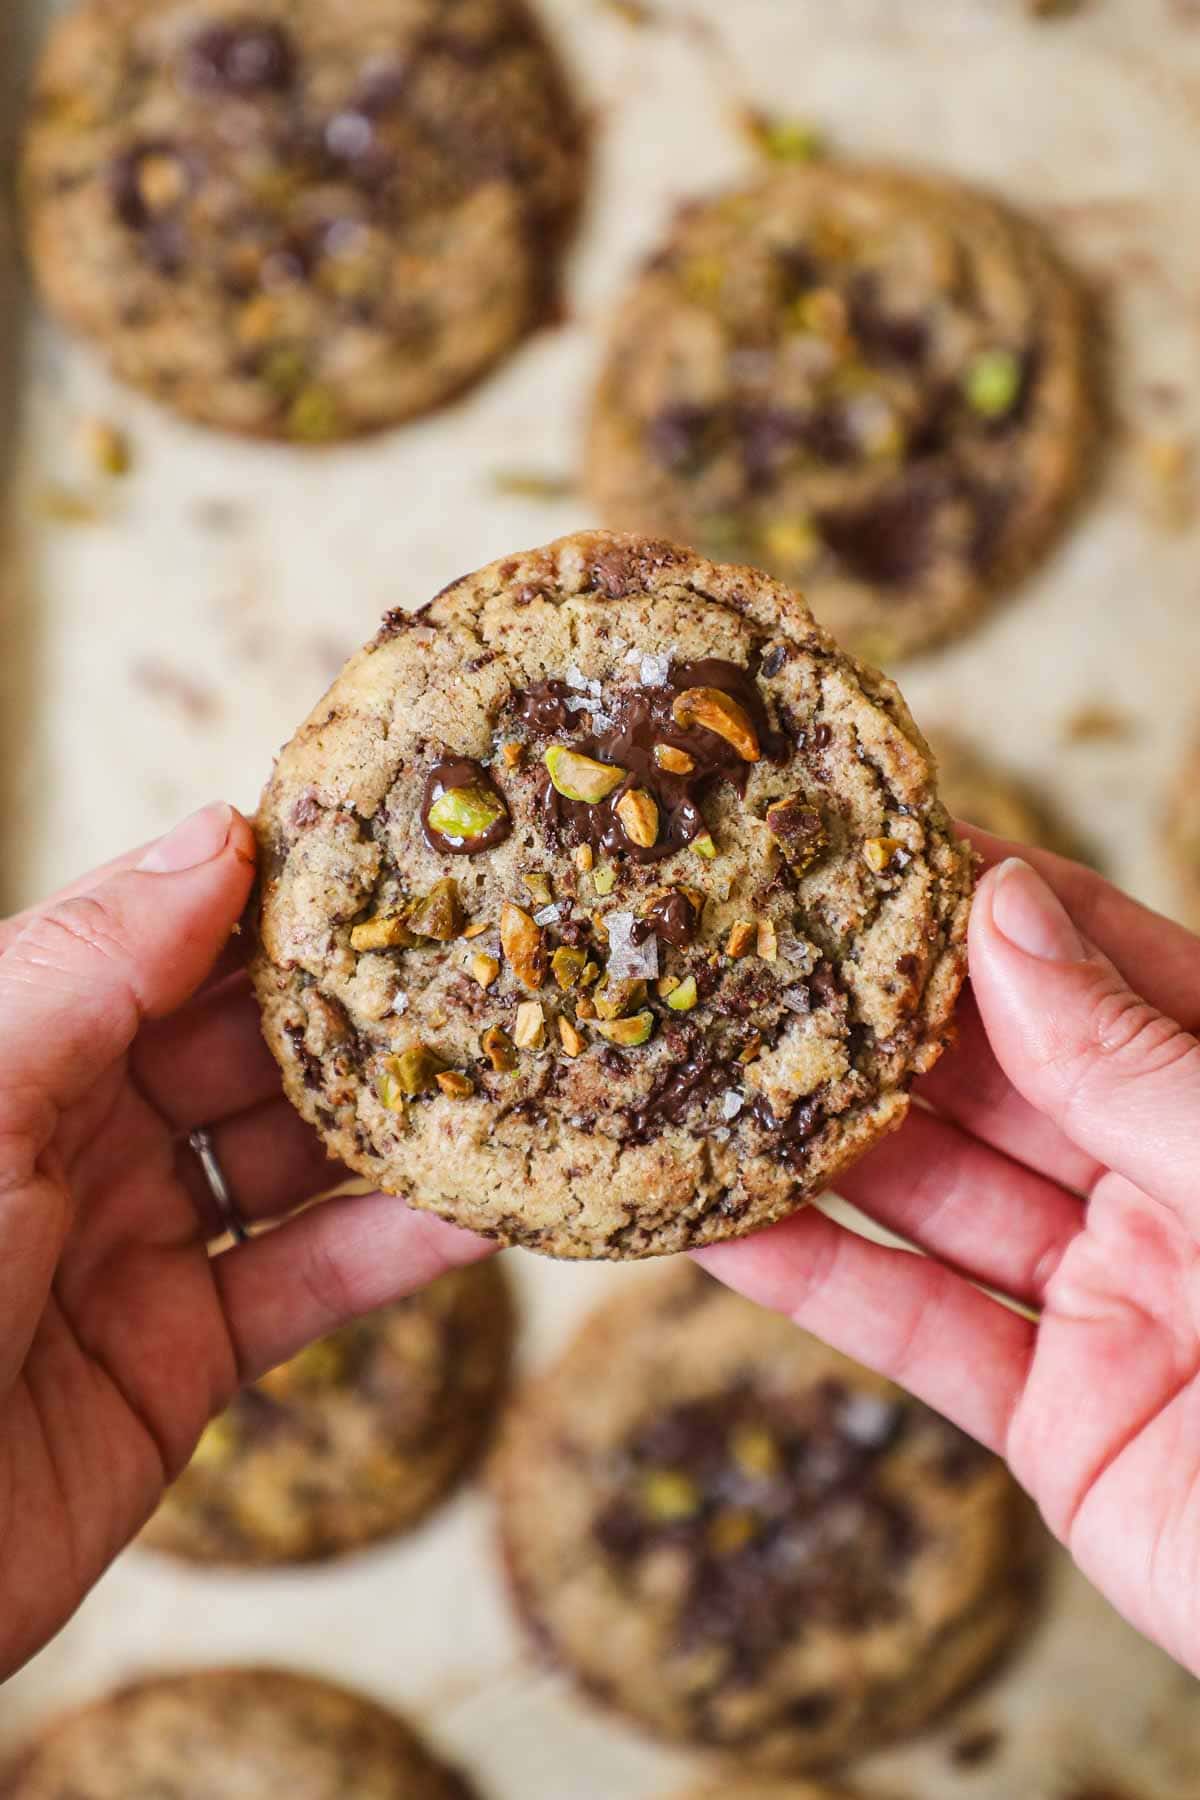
left=523, top=871, right=554, bottom=906
left=592, top=864, right=618, bottom=895
left=641, top=1468, right=702, bottom=1521
left=593, top=1010, right=655, bottom=1047
left=964, top=348, right=1022, bottom=420
left=692, top=831, right=718, bottom=860
left=352, top=911, right=420, bottom=952
left=594, top=978, right=647, bottom=1021
left=427, top=784, right=507, bottom=843
left=375, top=1068, right=407, bottom=1111
left=386, top=1045, right=446, bottom=1096
left=260, top=345, right=308, bottom=398
left=545, top=744, right=628, bottom=804
left=407, top=878, right=464, bottom=942
left=287, top=384, right=341, bottom=442
left=552, top=946, right=588, bottom=989
left=666, top=974, right=699, bottom=1012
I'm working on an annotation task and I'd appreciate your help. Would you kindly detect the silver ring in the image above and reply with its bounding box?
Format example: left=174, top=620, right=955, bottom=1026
left=188, top=1127, right=249, bottom=1244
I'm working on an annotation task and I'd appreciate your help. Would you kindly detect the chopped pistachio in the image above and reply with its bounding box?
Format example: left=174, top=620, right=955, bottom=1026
left=513, top=1000, right=546, bottom=1049
left=666, top=974, right=699, bottom=1012
left=657, top=974, right=681, bottom=997
left=351, top=911, right=418, bottom=952
left=765, top=794, right=828, bottom=875
left=408, top=878, right=465, bottom=942
left=481, top=1024, right=518, bottom=1072
left=469, top=952, right=500, bottom=989
left=653, top=743, right=695, bottom=776
left=581, top=960, right=602, bottom=986
left=757, top=919, right=778, bottom=961
left=575, top=995, right=597, bottom=1020
left=500, top=740, right=524, bottom=770
left=500, top=901, right=546, bottom=988
left=427, top=783, right=508, bottom=843
left=594, top=1010, right=654, bottom=1047
left=386, top=1045, right=446, bottom=1096
left=489, top=468, right=575, bottom=500
left=559, top=1015, right=586, bottom=1058
left=708, top=1507, right=759, bottom=1556
left=692, top=831, right=719, bottom=861
left=863, top=835, right=904, bottom=874
left=730, top=1424, right=781, bottom=1478
left=545, top=744, right=628, bottom=803
left=763, top=517, right=819, bottom=565
left=463, top=919, right=491, bottom=939
left=552, top=945, right=587, bottom=989
left=522, top=871, right=554, bottom=906
left=287, top=384, right=341, bottom=443
left=641, top=1468, right=701, bottom=1521
left=574, top=843, right=595, bottom=873
left=726, top=920, right=757, bottom=959
left=594, top=978, right=647, bottom=1020
left=964, top=348, right=1022, bottom=420
left=615, top=787, right=660, bottom=848
left=375, top=1068, right=407, bottom=1112
left=137, top=151, right=188, bottom=211
left=260, top=345, right=308, bottom=397
left=435, top=1070, right=474, bottom=1099
left=592, top=864, right=618, bottom=896
left=189, top=1415, right=239, bottom=1470
left=738, top=1033, right=763, bottom=1065
left=82, top=419, right=131, bottom=478
left=742, top=108, right=824, bottom=164
left=671, top=687, right=760, bottom=761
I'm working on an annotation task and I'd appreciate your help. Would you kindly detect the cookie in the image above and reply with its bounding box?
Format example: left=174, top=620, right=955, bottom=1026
left=0, top=1668, right=472, bottom=1799
left=586, top=163, right=1094, bottom=662
left=930, top=728, right=1081, bottom=857
left=24, top=0, right=584, bottom=441
left=251, top=530, right=974, bottom=1260
left=494, top=1267, right=1038, bottom=1770
left=673, top=1786, right=851, bottom=1800
left=141, top=1262, right=512, bottom=1566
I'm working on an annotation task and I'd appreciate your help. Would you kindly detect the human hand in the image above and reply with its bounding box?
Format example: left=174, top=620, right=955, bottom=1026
left=0, top=804, right=489, bottom=1678
left=698, top=836, right=1200, bottom=1677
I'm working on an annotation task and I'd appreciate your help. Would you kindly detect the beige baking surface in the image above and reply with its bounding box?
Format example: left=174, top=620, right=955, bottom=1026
left=5, top=0, right=1200, bottom=1793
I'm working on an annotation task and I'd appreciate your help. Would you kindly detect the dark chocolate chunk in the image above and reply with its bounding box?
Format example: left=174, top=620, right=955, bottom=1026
left=182, top=20, right=296, bottom=94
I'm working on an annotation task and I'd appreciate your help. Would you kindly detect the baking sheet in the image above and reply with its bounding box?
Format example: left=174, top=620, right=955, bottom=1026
left=5, top=1, right=1200, bottom=1793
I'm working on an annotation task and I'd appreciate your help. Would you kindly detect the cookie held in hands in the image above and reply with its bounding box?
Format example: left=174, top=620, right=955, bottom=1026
left=251, top=530, right=974, bottom=1259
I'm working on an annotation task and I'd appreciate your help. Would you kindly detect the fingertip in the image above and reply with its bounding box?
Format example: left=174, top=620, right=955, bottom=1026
left=972, top=856, right=1087, bottom=968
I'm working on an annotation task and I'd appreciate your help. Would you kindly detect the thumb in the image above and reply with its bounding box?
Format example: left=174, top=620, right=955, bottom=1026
left=970, top=856, right=1200, bottom=1220
left=0, top=802, right=256, bottom=1114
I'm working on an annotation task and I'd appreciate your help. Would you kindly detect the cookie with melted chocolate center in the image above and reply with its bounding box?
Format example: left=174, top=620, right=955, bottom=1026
left=142, top=1262, right=512, bottom=1566
left=587, top=163, right=1095, bottom=662
left=24, top=0, right=584, bottom=440
left=0, top=1669, right=474, bottom=1799
left=494, top=1267, right=1039, bottom=1769
left=251, top=529, right=974, bottom=1259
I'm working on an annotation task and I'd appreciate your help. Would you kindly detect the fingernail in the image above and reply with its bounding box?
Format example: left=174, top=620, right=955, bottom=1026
left=989, top=857, right=1086, bottom=963
left=138, top=803, right=233, bottom=874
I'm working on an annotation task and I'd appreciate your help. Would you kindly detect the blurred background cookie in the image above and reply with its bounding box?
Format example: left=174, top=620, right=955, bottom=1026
left=0, top=1667, right=475, bottom=1798
left=494, top=1266, right=1040, bottom=1771
left=929, top=727, right=1086, bottom=859
left=24, top=0, right=585, bottom=441
left=587, top=162, right=1095, bottom=663
left=141, top=1262, right=512, bottom=1566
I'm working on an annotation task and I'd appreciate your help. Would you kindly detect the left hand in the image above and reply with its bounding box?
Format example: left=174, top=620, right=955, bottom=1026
left=0, top=803, right=488, bottom=1679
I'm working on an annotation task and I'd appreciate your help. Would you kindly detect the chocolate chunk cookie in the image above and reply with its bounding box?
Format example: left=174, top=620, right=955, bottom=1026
left=494, top=1267, right=1039, bottom=1770
left=587, top=164, right=1095, bottom=662
left=0, top=1668, right=473, bottom=1798
left=141, top=1262, right=512, bottom=1565
left=930, top=728, right=1082, bottom=857
left=251, top=530, right=974, bottom=1260
left=24, top=0, right=584, bottom=441
left=673, top=1786, right=853, bottom=1800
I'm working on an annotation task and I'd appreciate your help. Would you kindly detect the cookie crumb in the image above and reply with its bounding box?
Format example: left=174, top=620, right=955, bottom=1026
left=1061, top=703, right=1136, bottom=744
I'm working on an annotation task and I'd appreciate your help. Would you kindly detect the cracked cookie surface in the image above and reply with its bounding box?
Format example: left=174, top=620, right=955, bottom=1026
left=141, top=1262, right=512, bottom=1566
left=0, top=1669, right=473, bottom=1799
left=25, top=0, right=584, bottom=441
left=587, top=163, right=1094, bottom=663
left=251, top=529, right=973, bottom=1260
left=494, top=1267, right=1038, bottom=1770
